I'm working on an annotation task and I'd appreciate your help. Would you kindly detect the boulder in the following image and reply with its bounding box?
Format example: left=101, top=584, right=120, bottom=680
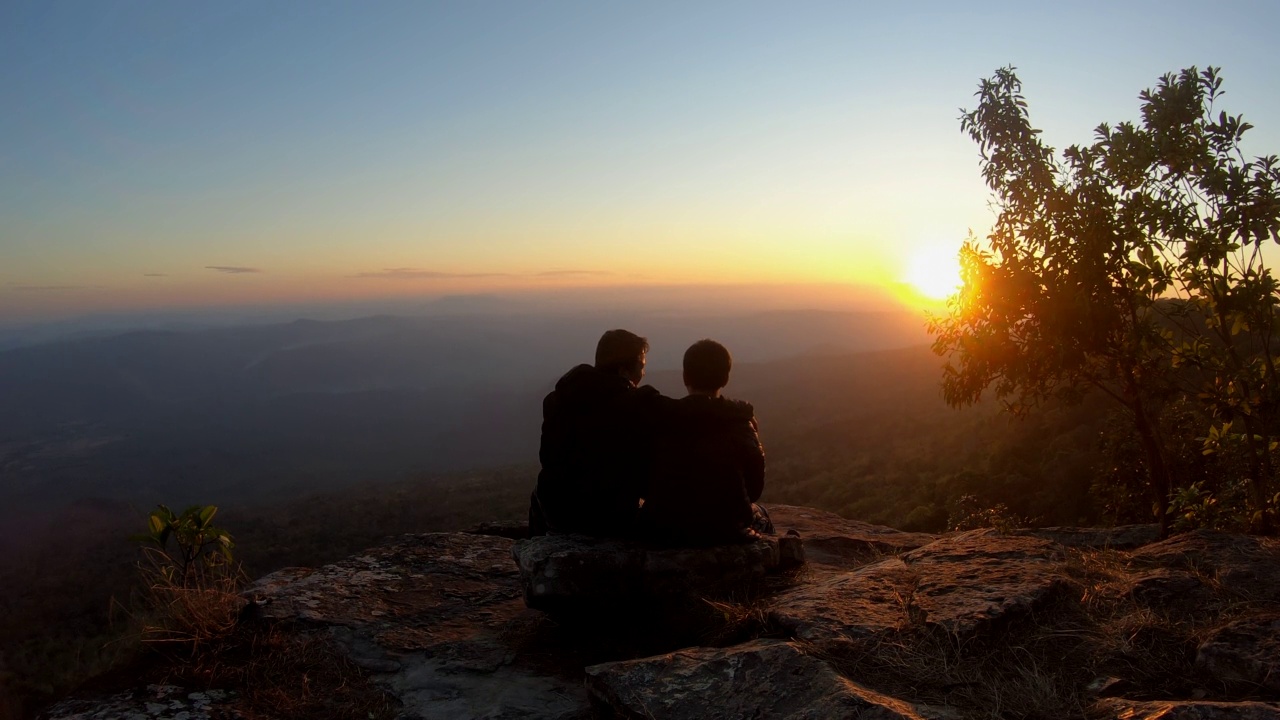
left=769, top=529, right=1070, bottom=651
left=584, top=639, right=945, bottom=720
left=770, top=557, right=920, bottom=651
left=1124, top=568, right=1210, bottom=607
left=1129, top=531, right=1280, bottom=601
left=1091, top=698, right=1280, bottom=719
left=768, top=504, right=936, bottom=571
left=1196, top=613, right=1280, bottom=694
left=1017, top=524, right=1159, bottom=550
left=246, top=532, right=589, bottom=720
left=41, top=685, right=235, bottom=720
left=900, top=529, right=1070, bottom=637
left=511, top=533, right=803, bottom=612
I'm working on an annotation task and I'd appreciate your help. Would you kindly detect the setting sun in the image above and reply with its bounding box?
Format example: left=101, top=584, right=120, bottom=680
left=905, top=248, right=962, bottom=300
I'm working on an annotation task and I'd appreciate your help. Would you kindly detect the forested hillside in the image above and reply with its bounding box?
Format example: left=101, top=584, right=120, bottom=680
left=1, top=342, right=1127, bottom=716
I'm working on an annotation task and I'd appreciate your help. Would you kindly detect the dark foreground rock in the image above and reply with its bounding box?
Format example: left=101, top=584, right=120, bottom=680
left=1129, top=530, right=1280, bottom=601
left=769, top=557, right=918, bottom=649
left=901, top=529, right=1070, bottom=636
left=39, top=508, right=1280, bottom=720
left=1018, top=524, right=1159, bottom=550
left=248, top=532, right=589, bottom=720
left=1125, top=568, right=1211, bottom=606
left=767, top=504, right=935, bottom=570
left=770, top=529, right=1070, bottom=650
left=512, top=532, right=803, bottom=612
left=585, top=639, right=944, bottom=720
left=1092, top=698, right=1280, bottom=719
left=1196, top=613, right=1280, bottom=694
left=41, top=686, right=234, bottom=720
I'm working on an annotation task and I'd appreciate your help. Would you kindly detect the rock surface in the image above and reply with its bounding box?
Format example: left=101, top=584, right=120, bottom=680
left=1018, top=524, right=1159, bottom=550
left=1129, top=530, right=1280, bottom=601
left=768, top=504, right=936, bottom=570
left=511, top=532, right=803, bottom=611
left=42, top=686, right=235, bottom=720
left=249, top=532, right=589, bottom=720
left=769, top=529, right=1069, bottom=651
left=1125, top=568, right=1210, bottom=606
left=770, top=557, right=919, bottom=650
left=1091, top=698, right=1280, bottom=719
left=585, top=639, right=940, bottom=720
left=40, top=509, right=1280, bottom=720
left=1196, top=613, right=1280, bottom=694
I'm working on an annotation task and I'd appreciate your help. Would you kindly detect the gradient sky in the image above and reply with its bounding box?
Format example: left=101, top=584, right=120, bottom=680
left=3, top=1, right=1280, bottom=323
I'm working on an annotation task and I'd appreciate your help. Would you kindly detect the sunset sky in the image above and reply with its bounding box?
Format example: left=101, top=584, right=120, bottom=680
left=4, top=1, right=1280, bottom=324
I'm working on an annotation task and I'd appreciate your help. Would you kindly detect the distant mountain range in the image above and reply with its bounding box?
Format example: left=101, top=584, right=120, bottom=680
left=0, top=308, right=929, bottom=520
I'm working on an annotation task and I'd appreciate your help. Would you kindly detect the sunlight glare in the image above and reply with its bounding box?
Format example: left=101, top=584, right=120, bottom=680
left=905, top=248, right=962, bottom=300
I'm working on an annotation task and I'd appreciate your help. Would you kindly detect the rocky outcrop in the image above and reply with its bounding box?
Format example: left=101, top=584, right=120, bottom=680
left=40, top=686, right=233, bottom=720
left=771, top=529, right=1070, bottom=651
left=1091, top=698, right=1280, bottom=719
left=1196, top=613, right=1280, bottom=694
left=40, top=508, right=1280, bottom=720
left=585, top=639, right=947, bottom=720
left=248, top=532, right=589, bottom=720
left=511, top=532, right=803, bottom=612
left=1129, top=530, right=1280, bottom=601
left=766, top=505, right=935, bottom=570
left=1125, top=568, right=1210, bottom=606
left=769, top=557, right=919, bottom=650
left=901, top=530, right=1070, bottom=636
left=1017, top=524, right=1159, bottom=550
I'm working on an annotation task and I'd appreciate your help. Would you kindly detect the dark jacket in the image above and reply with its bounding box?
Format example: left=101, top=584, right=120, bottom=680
left=643, top=394, right=765, bottom=545
left=534, top=364, right=662, bottom=535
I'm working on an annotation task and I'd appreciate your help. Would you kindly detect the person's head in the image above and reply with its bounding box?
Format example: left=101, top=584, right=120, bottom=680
left=683, top=339, right=731, bottom=396
left=595, top=329, right=649, bottom=386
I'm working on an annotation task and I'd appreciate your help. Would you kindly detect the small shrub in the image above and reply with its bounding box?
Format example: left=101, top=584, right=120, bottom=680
left=130, top=504, right=244, bottom=650
left=947, top=494, right=1028, bottom=533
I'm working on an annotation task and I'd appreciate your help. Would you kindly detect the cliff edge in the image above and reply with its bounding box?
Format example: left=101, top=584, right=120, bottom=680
left=42, top=505, right=1280, bottom=720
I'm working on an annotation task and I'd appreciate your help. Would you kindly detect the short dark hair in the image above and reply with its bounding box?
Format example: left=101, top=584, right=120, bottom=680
left=595, top=329, right=649, bottom=373
left=683, top=339, right=731, bottom=392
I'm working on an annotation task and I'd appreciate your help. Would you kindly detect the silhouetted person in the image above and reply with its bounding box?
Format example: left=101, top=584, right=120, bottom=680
left=530, top=329, right=662, bottom=536
left=642, top=339, right=768, bottom=546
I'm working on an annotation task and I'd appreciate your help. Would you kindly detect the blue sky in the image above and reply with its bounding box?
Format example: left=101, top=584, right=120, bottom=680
left=3, top=1, right=1279, bottom=322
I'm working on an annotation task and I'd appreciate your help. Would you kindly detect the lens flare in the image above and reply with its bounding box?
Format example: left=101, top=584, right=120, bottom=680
left=905, top=249, right=962, bottom=300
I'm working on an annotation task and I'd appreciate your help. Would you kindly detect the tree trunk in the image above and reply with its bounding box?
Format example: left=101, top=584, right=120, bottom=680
left=1131, top=400, right=1171, bottom=538
left=1240, top=416, right=1275, bottom=535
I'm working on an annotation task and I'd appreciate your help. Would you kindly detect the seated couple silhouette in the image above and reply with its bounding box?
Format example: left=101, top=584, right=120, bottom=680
left=529, top=329, right=772, bottom=546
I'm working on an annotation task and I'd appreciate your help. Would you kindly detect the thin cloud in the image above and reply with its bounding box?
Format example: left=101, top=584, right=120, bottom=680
left=10, top=284, right=94, bottom=292
left=536, top=270, right=614, bottom=277
left=205, top=265, right=262, bottom=274
left=143, top=273, right=167, bottom=278
left=353, top=268, right=509, bottom=280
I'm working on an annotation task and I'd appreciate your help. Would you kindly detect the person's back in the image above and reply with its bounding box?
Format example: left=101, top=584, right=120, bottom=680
left=643, top=339, right=766, bottom=546
left=532, top=329, right=660, bottom=536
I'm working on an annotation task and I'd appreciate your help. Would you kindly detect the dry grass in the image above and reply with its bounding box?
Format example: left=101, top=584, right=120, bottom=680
left=795, top=547, right=1266, bottom=719
left=134, top=578, right=245, bottom=651
left=99, top=555, right=398, bottom=720
left=147, top=623, right=399, bottom=720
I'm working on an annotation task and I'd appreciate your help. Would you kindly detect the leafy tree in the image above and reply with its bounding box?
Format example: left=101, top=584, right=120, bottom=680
left=931, top=67, right=1280, bottom=534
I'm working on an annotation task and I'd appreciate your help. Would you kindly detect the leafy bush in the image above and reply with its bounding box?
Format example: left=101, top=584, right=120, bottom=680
left=133, top=504, right=235, bottom=589
left=947, top=494, right=1029, bottom=533
left=130, top=504, right=243, bottom=649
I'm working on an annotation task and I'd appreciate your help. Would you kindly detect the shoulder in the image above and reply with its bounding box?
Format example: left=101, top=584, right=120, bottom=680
left=719, top=397, right=756, bottom=420
left=680, top=395, right=756, bottom=426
